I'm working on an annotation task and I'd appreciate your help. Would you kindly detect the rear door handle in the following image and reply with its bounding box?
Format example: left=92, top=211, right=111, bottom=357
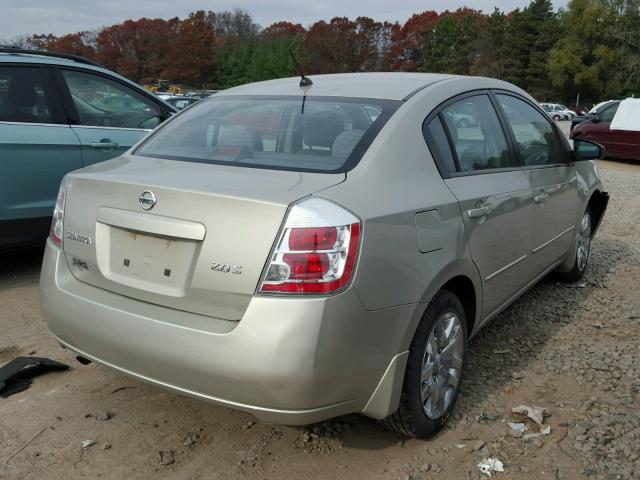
left=467, top=206, right=490, bottom=219
left=534, top=193, right=549, bottom=203
left=90, top=142, right=119, bottom=149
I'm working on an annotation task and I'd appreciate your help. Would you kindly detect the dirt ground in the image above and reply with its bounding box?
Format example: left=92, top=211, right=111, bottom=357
left=1, top=149, right=638, bottom=479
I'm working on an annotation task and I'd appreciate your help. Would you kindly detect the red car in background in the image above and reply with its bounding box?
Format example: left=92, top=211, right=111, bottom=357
left=571, top=101, right=640, bottom=161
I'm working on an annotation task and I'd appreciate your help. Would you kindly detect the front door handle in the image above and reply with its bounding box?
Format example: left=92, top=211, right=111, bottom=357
left=90, top=141, right=119, bottom=149
left=534, top=193, right=549, bottom=203
left=467, top=206, right=490, bottom=219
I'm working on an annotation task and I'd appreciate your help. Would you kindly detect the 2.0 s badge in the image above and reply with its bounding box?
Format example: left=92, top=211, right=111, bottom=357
left=211, top=262, right=242, bottom=274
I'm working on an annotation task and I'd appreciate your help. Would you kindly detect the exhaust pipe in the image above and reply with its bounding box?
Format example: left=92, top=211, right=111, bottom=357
left=75, top=356, right=92, bottom=365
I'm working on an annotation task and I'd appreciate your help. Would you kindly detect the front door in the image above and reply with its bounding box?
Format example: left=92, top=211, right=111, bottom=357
left=438, top=93, right=534, bottom=319
left=56, top=68, right=164, bottom=165
left=495, top=93, right=579, bottom=274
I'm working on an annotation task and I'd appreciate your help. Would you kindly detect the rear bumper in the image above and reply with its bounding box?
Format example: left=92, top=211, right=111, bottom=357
left=40, top=241, right=418, bottom=424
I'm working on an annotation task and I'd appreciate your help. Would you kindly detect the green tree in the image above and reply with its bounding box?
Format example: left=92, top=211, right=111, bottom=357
left=419, top=9, right=481, bottom=74
left=548, top=0, right=640, bottom=103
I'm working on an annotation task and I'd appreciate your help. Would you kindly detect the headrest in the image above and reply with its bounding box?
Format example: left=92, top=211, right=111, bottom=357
left=332, top=129, right=365, bottom=162
left=303, top=111, right=344, bottom=148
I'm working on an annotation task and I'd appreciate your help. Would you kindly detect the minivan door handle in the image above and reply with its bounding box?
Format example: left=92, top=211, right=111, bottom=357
left=467, top=206, right=490, bottom=219
left=90, top=141, right=119, bottom=149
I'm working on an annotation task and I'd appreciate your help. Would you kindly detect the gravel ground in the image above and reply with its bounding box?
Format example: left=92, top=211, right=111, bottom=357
left=0, top=154, right=638, bottom=480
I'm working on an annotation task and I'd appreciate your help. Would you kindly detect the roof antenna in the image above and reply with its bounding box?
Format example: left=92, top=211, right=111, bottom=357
left=288, top=49, right=313, bottom=87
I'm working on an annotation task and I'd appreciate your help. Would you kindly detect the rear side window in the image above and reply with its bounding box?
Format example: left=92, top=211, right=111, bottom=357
left=135, top=96, right=399, bottom=173
left=424, top=116, right=456, bottom=174
left=496, top=94, right=565, bottom=166
left=440, top=95, right=515, bottom=172
left=0, top=66, right=53, bottom=124
left=62, top=70, right=161, bottom=129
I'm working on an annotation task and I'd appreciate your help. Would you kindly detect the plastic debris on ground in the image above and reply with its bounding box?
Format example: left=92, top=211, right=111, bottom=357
left=478, top=457, right=505, bottom=477
left=508, top=422, right=528, bottom=433
left=511, top=405, right=551, bottom=434
left=81, top=439, right=96, bottom=449
left=0, top=357, right=69, bottom=398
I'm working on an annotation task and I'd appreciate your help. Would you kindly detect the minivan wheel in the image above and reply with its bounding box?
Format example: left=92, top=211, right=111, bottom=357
left=553, top=114, right=561, bottom=121
left=556, top=208, right=592, bottom=283
left=381, top=290, right=467, bottom=438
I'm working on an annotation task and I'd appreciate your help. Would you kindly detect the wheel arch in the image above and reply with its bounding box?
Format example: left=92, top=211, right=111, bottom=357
left=587, top=189, right=609, bottom=238
left=401, top=259, right=482, bottom=350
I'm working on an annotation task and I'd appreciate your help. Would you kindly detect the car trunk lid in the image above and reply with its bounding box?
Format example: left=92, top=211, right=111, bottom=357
left=62, top=155, right=344, bottom=320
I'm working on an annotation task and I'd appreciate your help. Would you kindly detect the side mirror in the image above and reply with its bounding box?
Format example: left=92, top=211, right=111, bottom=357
left=574, top=139, right=604, bottom=161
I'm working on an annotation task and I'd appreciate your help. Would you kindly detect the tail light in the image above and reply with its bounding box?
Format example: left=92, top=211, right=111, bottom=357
left=49, top=178, right=67, bottom=247
left=259, top=197, right=361, bottom=295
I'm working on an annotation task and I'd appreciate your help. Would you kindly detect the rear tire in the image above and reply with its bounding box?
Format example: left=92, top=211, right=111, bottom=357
left=553, top=114, right=561, bottom=121
left=556, top=208, right=592, bottom=283
left=381, top=290, right=467, bottom=438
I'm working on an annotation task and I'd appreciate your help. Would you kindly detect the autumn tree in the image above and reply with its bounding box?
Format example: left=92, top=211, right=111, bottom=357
left=387, top=11, right=440, bottom=71
left=163, top=10, right=215, bottom=86
left=95, top=18, right=177, bottom=83
left=304, top=16, right=389, bottom=73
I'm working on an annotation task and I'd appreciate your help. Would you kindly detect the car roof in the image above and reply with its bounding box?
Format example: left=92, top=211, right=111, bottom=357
left=0, top=51, right=177, bottom=111
left=1, top=51, right=136, bottom=88
left=219, top=72, right=462, bottom=101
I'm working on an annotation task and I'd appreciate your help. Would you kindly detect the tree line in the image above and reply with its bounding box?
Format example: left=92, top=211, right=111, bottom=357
left=4, top=0, right=640, bottom=104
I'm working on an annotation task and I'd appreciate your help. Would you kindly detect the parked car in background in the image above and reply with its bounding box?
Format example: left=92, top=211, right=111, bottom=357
left=570, top=100, right=619, bottom=132
left=0, top=47, right=176, bottom=251
left=41, top=72, right=608, bottom=438
left=540, top=103, right=576, bottom=120
left=571, top=99, right=640, bottom=161
left=164, top=95, right=200, bottom=110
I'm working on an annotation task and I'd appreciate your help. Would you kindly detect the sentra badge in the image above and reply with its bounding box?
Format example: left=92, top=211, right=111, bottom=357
left=65, top=231, right=93, bottom=246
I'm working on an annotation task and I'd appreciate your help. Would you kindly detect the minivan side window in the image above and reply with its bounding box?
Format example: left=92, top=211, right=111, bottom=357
left=598, top=103, right=618, bottom=123
left=62, top=70, right=161, bottom=129
left=0, top=66, right=53, bottom=124
left=496, top=94, right=565, bottom=166
left=440, top=95, right=515, bottom=172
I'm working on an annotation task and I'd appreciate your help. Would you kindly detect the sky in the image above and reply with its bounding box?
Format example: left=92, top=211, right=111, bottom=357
left=1, top=0, right=570, bottom=39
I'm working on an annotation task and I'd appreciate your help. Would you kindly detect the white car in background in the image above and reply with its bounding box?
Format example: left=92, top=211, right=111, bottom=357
left=540, top=103, right=576, bottom=121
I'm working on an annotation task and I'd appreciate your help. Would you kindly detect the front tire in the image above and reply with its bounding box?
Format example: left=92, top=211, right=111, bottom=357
left=556, top=209, right=592, bottom=283
left=381, top=290, right=467, bottom=438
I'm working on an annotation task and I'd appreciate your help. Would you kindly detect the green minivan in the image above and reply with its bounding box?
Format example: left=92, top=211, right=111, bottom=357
left=0, top=48, right=176, bottom=251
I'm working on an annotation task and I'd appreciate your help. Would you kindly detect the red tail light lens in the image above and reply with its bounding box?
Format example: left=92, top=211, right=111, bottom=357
left=259, top=198, right=361, bottom=295
left=289, top=227, right=338, bottom=251
left=283, top=253, right=330, bottom=280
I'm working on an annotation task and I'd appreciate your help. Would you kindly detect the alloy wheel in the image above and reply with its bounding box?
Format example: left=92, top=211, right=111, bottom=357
left=576, top=212, right=592, bottom=272
left=420, top=312, right=465, bottom=419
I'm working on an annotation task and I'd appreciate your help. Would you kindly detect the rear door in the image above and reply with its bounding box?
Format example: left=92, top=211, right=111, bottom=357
left=0, top=64, right=81, bottom=245
left=55, top=68, right=169, bottom=166
left=494, top=92, right=579, bottom=274
left=432, top=93, right=534, bottom=319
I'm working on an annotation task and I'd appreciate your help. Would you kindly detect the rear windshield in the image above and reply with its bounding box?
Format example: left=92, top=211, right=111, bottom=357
left=134, top=95, right=400, bottom=173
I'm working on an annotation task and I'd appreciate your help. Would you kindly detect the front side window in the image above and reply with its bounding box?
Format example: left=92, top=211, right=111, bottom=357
left=497, top=94, right=565, bottom=166
left=0, top=66, right=53, bottom=124
left=135, top=96, right=398, bottom=173
left=62, top=70, right=161, bottom=129
left=440, top=95, right=514, bottom=172
left=598, top=103, right=619, bottom=123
